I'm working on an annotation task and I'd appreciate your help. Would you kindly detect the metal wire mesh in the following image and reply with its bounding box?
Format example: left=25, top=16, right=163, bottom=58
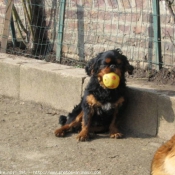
left=160, top=0, right=175, bottom=68
left=0, top=0, right=58, bottom=60
left=0, top=0, right=174, bottom=70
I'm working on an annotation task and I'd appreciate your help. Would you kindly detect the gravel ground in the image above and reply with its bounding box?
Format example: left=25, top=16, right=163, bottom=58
left=0, top=95, right=165, bottom=175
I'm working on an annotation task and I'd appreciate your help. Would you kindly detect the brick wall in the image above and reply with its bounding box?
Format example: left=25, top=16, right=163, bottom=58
left=159, top=0, right=175, bottom=67
left=61, top=0, right=154, bottom=66
left=60, top=0, right=175, bottom=67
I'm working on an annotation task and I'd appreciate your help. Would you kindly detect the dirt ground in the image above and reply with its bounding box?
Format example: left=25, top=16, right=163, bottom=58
left=0, top=95, right=165, bottom=175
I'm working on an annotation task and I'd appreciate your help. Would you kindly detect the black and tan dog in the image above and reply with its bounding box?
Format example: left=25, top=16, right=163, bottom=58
left=151, top=134, right=175, bottom=175
left=55, top=49, right=134, bottom=141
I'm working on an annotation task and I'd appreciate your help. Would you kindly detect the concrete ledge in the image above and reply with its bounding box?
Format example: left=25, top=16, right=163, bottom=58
left=123, top=88, right=158, bottom=136
left=0, top=54, right=87, bottom=111
left=0, top=57, right=20, bottom=98
left=127, top=82, right=175, bottom=140
left=0, top=53, right=175, bottom=139
left=20, top=60, right=86, bottom=111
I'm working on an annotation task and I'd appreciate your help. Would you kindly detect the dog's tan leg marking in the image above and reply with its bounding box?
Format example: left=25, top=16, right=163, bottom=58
left=109, top=97, right=124, bottom=139
left=55, top=111, right=83, bottom=137
left=76, top=122, right=90, bottom=141
left=109, top=112, right=123, bottom=138
left=77, top=95, right=98, bottom=141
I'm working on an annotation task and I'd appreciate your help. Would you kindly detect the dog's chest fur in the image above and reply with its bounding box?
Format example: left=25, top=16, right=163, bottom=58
left=87, top=84, right=121, bottom=116
left=91, top=102, right=116, bottom=126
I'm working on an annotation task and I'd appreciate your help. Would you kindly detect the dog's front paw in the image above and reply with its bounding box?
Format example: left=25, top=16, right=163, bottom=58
left=55, top=128, right=65, bottom=137
left=110, top=132, right=123, bottom=139
left=76, top=131, right=90, bottom=141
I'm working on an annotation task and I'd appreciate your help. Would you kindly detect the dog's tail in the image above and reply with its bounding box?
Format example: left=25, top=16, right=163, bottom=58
left=58, top=102, right=82, bottom=126
left=59, top=115, right=67, bottom=126
left=59, top=100, right=83, bottom=126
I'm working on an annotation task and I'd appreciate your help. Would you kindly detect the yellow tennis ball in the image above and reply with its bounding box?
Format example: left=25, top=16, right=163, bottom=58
left=103, top=73, right=120, bottom=89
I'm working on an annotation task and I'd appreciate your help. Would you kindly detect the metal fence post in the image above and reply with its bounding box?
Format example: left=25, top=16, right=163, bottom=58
left=1, top=0, right=14, bottom=53
left=4, top=0, right=17, bottom=47
left=56, top=0, right=66, bottom=62
left=152, top=0, right=162, bottom=70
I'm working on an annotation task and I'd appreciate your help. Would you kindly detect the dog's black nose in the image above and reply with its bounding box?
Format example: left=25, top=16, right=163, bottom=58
left=110, top=64, right=116, bottom=69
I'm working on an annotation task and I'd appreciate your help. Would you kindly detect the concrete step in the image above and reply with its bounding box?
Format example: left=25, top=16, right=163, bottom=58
left=0, top=53, right=174, bottom=140
left=125, top=82, right=175, bottom=140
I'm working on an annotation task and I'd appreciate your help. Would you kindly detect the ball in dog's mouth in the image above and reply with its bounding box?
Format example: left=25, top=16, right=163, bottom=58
left=103, top=72, right=120, bottom=89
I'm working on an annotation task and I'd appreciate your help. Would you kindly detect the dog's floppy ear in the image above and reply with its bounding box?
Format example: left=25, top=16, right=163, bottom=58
left=126, top=64, right=134, bottom=75
left=122, top=55, right=134, bottom=75
left=85, top=58, right=96, bottom=76
left=114, top=49, right=134, bottom=75
left=85, top=53, right=102, bottom=76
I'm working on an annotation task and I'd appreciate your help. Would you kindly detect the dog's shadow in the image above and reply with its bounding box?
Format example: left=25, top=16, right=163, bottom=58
left=120, top=87, right=175, bottom=138
left=89, top=131, right=154, bottom=140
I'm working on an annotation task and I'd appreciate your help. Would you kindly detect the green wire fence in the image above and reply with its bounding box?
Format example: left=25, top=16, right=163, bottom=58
left=0, top=0, right=175, bottom=70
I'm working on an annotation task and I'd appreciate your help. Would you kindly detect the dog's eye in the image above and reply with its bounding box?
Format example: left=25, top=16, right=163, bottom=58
left=116, top=63, right=122, bottom=68
left=110, top=64, right=116, bottom=69
left=109, top=64, right=122, bottom=69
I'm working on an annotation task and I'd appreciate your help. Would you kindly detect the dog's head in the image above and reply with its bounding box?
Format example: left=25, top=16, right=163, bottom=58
left=85, top=49, right=134, bottom=88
